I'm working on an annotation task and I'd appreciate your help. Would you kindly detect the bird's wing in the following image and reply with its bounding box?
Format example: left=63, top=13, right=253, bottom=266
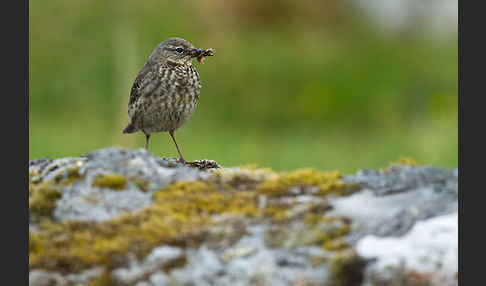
left=129, top=64, right=192, bottom=106
left=129, top=65, right=161, bottom=106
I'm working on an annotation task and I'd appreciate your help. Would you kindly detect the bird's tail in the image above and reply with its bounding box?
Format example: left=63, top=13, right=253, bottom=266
left=122, top=123, right=137, bottom=134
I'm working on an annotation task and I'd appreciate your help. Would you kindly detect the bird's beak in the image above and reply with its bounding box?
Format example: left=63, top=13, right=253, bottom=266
left=190, top=48, right=203, bottom=58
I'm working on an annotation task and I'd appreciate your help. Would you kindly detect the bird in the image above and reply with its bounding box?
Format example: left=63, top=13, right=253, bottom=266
left=122, top=37, right=214, bottom=164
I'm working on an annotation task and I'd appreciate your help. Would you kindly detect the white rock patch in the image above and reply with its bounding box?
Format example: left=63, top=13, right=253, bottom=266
left=356, top=212, right=458, bottom=284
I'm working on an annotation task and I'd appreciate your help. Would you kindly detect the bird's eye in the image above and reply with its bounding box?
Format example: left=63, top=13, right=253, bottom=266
left=176, top=48, right=184, bottom=54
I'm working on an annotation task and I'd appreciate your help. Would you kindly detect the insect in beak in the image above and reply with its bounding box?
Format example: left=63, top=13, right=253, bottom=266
left=190, top=48, right=214, bottom=64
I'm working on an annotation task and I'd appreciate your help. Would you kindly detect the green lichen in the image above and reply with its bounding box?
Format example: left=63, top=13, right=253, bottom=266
left=92, top=174, right=127, bottom=190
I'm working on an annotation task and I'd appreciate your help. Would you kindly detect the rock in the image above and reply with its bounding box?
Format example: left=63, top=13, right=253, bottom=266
left=29, top=148, right=458, bottom=286
left=356, top=212, right=458, bottom=286
left=341, top=164, right=458, bottom=196
left=29, top=147, right=212, bottom=224
left=29, top=270, right=66, bottom=286
left=330, top=165, right=458, bottom=240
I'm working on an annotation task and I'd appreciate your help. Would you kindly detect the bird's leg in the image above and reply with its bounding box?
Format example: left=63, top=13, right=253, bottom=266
left=169, top=130, right=187, bottom=164
left=145, top=134, right=150, bottom=151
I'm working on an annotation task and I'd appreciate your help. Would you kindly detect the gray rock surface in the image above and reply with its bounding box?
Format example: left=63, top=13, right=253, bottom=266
left=111, top=225, right=330, bottom=286
left=333, top=165, right=458, bottom=240
left=30, top=147, right=213, bottom=223
left=29, top=148, right=458, bottom=286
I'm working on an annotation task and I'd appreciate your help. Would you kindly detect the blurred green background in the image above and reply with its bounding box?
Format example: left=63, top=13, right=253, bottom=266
left=29, top=0, right=457, bottom=173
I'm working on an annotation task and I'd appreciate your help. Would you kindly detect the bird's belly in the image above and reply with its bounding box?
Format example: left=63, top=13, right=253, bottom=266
left=141, top=94, right=198, bottom=133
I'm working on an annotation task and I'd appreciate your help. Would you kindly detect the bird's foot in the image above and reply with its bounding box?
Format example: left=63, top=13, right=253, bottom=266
left=177, top=158, right=195, bottom=166
left=176, top=158, right=220, bottom=170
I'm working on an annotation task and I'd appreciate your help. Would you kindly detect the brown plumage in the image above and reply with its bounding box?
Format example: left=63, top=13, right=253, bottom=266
left=123, top=37, right=214, bottom=164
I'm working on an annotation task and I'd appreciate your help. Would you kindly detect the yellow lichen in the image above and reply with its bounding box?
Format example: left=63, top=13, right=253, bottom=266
left=57, top=167, right=82, bottom=186
left=211, top=167, right=277, bottom=191
left=258, top=168, right=347, bottom=197
left=29, top=166, right=359, bottom=274
left=262, top=205, right=289, bottom=221
left=29, top=231, right=44, bottom=255
left=29, top=180, right=258, bottom=272
left=88, top=271, right=112, bottom=286
left=397, top=157, right=417, bottom=166
left=29, top=170, right=40, bottom=184
left=303, top=213, right=351, bottom=251
left=131, top=179, right=149, bottom=192
left=323, top=239, right=349, bottom=251
left=29, top=182, right=62, bottom=218
left=154, top=181, right=260, bottom=217
left=29, top=167, right=83, bottom=220
left=381, top=157, right=418, bottom=172
left=236, top=164, right=261, bottom=171
left=29, top=170, right=39, bottom=178
left=92, top=174, right=127, bottom=190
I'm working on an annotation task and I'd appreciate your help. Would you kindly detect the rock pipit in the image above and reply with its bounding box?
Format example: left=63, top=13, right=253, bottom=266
left=123, top=37, right=214, bottom=164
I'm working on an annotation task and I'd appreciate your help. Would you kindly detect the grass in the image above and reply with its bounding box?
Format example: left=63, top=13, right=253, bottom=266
left=29, top=0, right=458, bottom=172
left=29, top=109, right=457, bottom=173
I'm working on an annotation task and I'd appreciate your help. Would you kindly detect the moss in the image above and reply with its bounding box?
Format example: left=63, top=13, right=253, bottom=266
left=61, top=167, right=82, bottom=186
left=29, top=167, right=83, bottom=221
left=88, top=271, right=112, bottom=286
left=397, top=157, right=417, bottom=166
left=257, top=168, right=348, bottom=197
left=162, top=255, right=187, bottom=272
left=265, top=210, right=352, bottom=251
left=131, top=179, right=149, bottom=192
left=323, top=239, right=349, bottom=251
left=303, top=213, right=351, bottom=251
left=92, top=174, right=127, bottom=190
left=30, top=232, right=44, bottom=255
left=29, top=182, right=62, bottom=218
left=262, top=205, right=289, bottom=221
left=52, top=167, right=82, bottom=186
left=235, top=164, right=261, bottom=171
left=153, top=181, right=260, bottom=218
left=381, top=157, right=418, bottom=172
left=30, top=166, right=82, bottom=187
left=29, top=166, right=359, bottom=274
left=329, top=249, right=366, bottom=286
left=29, top=170, right=40, bottom=178
left=29, top=170, right=40, bottom=184
left=211, top=167, right=277, bottom=191
left=29, top=180, right=257, bottom=272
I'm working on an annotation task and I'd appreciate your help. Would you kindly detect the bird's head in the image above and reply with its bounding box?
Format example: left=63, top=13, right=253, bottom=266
left=154, top=37, right=214, bottom=66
